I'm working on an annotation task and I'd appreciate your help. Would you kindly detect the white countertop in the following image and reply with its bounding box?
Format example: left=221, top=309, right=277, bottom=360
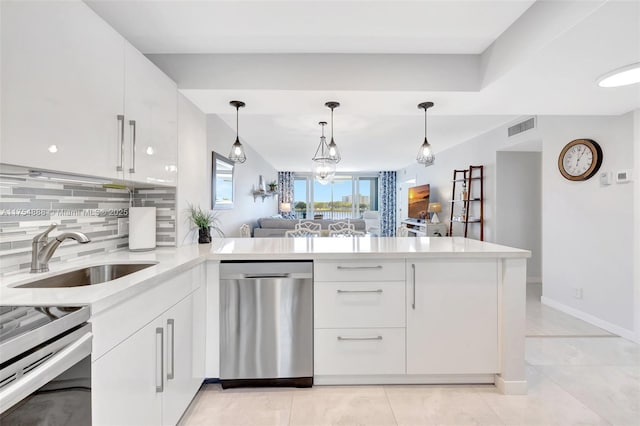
left=0, top=246, right=204, bottom=312
left=0, top=237, right=529, bottom=310
left=207, top=236, right=531, bottom=260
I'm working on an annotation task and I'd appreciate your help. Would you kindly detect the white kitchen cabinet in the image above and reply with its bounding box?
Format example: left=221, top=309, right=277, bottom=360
left=314, top=328, right=405, bottom=375
left=1, top=1, right=124, bottom=179
left=313, top=259, right=407, bottom=381
left=93, top=315, right=164, bottom=426
left=1, top=1, right=177, bottom=186
left=406, top=259, right=499, bottom=375
left=162, top=287, right=204, bottom=426
left=92, top=265, right=205, bottom=426
left=123, top=42, right=178, bottom=186
left=314, top=281, right=405, bottom=328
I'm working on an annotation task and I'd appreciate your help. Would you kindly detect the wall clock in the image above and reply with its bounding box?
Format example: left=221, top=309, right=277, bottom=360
left=558, top=139, right=603, bottom=181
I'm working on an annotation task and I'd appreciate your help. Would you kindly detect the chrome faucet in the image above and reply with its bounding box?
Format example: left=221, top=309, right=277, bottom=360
left=31, top=224, right=91, bottom=273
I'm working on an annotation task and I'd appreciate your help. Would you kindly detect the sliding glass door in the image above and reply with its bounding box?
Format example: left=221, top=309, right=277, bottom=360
left=293, top=174, right=378, bottom=220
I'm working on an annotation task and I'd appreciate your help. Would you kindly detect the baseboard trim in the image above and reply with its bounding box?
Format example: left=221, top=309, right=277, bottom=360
left=540, top=296, right=637, bottom=342
left=494, top=375, right=527, bottom=395
left=314, top=374, right=495, bottom=386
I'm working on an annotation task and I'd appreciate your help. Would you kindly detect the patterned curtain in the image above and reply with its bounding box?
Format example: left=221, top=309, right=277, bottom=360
left=378, top=171, right=397, bottom=236
left=278, top=172, right=295, bottom=217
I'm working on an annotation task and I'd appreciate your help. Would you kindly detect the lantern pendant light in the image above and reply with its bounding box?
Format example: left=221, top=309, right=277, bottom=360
left=416, top=101, right=435, bottom=166
left=228, top=100, right=247, bottom=163
left=325, top=101, right=341, bottom=163
left=312, top=121, right=335, bottom=185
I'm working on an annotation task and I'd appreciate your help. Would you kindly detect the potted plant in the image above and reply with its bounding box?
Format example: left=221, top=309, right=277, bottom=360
left=268, top=180, right=278, bottom=192
left=187, top=204, right=224, bottom=243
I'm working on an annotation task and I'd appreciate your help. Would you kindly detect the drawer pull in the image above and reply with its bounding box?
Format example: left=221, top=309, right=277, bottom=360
left=336, top=265, right=383, bottom=270
left=337, top=335, right=383, bottom=341
left=336, top=289, right=383, bottom=294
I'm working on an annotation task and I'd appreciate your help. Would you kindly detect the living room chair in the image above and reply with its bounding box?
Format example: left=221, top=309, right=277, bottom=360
left=329, top=229, right=365, bottom=237
left=396, top=225, right=410, bottom=237
left=239, top=224, right=251, bottom=238
left=362, top=211, right=380, bottom=236
left=285, top=229, right=320, bottom=238
left=328, top=221, right=354, bottom=232
left=295, top=221, right=321, bottom=232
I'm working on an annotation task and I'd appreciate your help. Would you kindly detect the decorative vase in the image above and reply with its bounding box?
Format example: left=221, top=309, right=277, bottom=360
left=198, top=227, right=211, bottom=244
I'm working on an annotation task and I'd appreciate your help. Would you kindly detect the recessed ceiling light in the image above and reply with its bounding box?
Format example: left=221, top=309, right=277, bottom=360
left=146, top=146, right=155, bottom=155
left=597, top=62, right=640, bottom=88
left=48, top=145, right=58, bottom=153
left=164, top=164, right=177, bottom=172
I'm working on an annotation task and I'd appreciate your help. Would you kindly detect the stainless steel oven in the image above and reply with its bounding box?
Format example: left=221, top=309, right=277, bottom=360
left=0, top=306, right=92, bottom=425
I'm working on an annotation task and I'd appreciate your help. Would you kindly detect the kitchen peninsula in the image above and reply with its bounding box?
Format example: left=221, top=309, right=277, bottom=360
left=205, top=237, right=530, bottom=395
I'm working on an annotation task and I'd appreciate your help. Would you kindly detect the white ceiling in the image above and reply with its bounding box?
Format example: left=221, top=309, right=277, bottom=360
left=86, top=0, right=535, bottom=54
left=86, top=0, right=640, bottom=172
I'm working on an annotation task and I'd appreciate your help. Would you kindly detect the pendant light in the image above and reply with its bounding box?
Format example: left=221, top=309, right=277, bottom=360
left=416, top=101, right=435, bottom=166
left=312, top=121, right=335, bottom=185
left=324, top=101, right=341, bottom=163
left=228, top=100, right=247, bottom=163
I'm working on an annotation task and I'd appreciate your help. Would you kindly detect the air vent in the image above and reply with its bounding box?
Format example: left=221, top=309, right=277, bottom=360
left=508, top=117, right=535, bottom=137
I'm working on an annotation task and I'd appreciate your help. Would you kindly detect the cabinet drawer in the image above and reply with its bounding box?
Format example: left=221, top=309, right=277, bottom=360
left=314, top=282, right=405, bottom=328
left=314, top=260, right=405, bottom=282
left=314, top=328, right=405, bottom=375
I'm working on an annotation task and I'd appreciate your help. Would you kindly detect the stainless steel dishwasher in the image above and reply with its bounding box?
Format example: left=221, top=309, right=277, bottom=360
left=219, top=261, right=313, bottom=388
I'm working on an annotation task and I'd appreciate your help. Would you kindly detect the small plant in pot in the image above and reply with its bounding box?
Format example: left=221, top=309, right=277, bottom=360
left=187, top=204, right=224, bottom=244
left=268, top=180, right=278, bottom=192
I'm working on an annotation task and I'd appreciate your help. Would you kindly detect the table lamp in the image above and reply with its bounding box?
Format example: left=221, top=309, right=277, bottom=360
left=427, top=202, right=442, bottom=223
left=280, top=202, right=292, bottom=213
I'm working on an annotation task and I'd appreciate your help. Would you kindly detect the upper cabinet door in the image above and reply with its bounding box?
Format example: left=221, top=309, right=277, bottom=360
left=1, top=1, right=125, bottom=179
left=124, top=42, right=178, bottom=186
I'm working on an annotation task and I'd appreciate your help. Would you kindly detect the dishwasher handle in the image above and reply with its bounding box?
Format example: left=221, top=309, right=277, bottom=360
left=243, top=273, right=291, bottom=279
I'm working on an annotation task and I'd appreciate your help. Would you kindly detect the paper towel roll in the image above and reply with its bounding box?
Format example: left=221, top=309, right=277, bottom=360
left=129, top=207, right=156, bottom=251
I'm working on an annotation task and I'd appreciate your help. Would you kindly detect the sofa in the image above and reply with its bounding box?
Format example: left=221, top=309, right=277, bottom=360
left=253, top=217, right=367, bottom=237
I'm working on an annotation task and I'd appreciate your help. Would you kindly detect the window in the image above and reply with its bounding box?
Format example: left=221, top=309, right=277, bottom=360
left=293, top=177, right=308, bottom=219
left=293, top=174, right=378, bottom=219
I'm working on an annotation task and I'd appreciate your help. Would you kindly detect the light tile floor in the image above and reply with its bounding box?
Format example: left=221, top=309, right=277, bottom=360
left=181, top=284, right=639, bottom=426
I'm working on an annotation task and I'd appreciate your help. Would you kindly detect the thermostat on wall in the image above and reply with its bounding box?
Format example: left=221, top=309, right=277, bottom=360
left=616, top=170, right=632, bottom=183
left=599, top=171, right=613, bottom=186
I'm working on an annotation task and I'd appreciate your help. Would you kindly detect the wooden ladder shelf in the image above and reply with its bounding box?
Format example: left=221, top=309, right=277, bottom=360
left=448, top=165, right=484, bottom=240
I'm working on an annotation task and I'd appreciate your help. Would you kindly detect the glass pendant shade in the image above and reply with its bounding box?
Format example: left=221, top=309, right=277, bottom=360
left=229, top=100, right=247, bottom=164
left=229, top=137, right=246, bottom=163
left=312, top=121, right=336, bottom=184
left=416, top=101, right=435, bottom=167
left=416, top=137, right=435, bottom=166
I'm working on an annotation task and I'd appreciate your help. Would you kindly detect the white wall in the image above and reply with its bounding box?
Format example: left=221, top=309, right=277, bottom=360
left=541, top=114, right=635, bottom=338
left=176, top=93, right=209, bottom=245
left=634, top=110, right=640, bottom=343
left=206, top=115, right=278, bottom=236
left=496, top=151, right=542, bottom=283
left=397, top=113, right=636, bottom=339
left=397, top=122, right=535, bottom=241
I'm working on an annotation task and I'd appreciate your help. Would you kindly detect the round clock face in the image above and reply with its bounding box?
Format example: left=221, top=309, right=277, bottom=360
left=558, top=139, right=603, bottom=181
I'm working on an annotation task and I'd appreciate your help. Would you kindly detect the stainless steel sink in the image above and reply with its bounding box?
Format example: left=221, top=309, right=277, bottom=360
left=17, top=263, right=157, bottom=288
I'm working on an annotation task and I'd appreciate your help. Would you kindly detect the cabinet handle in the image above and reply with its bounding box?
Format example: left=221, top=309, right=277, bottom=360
left=336, top=265, right=383, bottom=270
left=167, top=319, right=175, bottom=380
left=116, top=115, right=124, bottom=172
left=128, top=120, right=136, bottom=173
left=337, top=336, right=383, bottom=341
left=336, top=289, right=383, bottom=294
left=411, top=263, right=416, bottom=310
left=155, top=327, right=164, bottom=393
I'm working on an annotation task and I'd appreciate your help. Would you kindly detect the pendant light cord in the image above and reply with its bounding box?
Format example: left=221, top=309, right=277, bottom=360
left=330, top=107, right=334, bottom=140
left=424, top=106, right=427, bottom=139
left=236, top=105, right=239, bottom=139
